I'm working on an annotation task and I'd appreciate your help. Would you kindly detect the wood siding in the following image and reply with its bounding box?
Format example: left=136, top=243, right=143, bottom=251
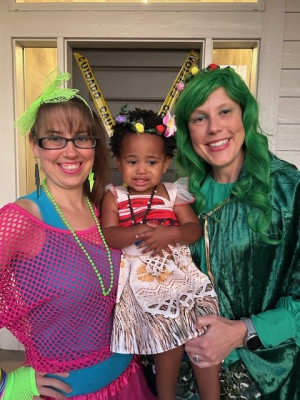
left=277, top=1, right=300, bottom=166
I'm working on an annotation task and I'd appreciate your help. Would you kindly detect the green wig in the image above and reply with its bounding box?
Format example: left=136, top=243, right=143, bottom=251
left=175, top=66, right=274, bottom=242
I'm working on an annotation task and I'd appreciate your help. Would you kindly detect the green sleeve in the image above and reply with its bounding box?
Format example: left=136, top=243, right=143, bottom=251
left=3, top=367, right=39, bottom=400
left=252, top=296, right=300, bottom=348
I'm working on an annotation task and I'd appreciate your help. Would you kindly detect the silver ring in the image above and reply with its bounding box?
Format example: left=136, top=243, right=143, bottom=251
left=193, top=354, right=200, bottom=365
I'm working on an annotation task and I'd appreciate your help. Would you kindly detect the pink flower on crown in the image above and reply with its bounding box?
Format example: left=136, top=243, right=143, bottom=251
left=163, top=111, right=177, bottom=137
left=176, top=81, right=185, bottom=92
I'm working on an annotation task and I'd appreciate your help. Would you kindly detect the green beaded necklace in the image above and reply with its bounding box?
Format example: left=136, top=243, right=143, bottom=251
left=42, top=180, right=114, bottom=296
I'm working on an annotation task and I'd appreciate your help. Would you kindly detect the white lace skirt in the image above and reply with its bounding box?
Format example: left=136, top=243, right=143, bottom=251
left=110, top=244, right=219, bottom=355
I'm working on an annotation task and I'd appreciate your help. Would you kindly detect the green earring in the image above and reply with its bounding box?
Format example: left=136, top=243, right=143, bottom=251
left=88, top=170, right=95, bottom=192
left=35, top=159, right=40, bottom=198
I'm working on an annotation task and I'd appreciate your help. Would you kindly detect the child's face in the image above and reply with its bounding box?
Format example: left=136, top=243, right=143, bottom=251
left=117, top=133, right=171, bottom=194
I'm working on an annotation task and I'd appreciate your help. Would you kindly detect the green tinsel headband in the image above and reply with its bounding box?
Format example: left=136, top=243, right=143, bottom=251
left=14, top=68, right=93, bottom=136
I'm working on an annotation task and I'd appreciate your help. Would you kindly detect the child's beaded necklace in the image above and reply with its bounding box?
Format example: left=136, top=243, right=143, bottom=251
left=42, top=180, right=114, bottom=296
left=127, top=186, right=157, bottom=225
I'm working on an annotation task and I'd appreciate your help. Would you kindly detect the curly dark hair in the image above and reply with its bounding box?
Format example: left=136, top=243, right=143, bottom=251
left=109, top=108, right=176, bottom=158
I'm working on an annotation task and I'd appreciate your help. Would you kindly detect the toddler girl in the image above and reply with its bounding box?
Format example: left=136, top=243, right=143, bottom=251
left=101, top=107, right=220, bottom=400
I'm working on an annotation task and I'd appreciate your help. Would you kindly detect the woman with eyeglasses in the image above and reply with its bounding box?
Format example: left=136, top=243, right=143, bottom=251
left=0, top=70, right=156, bottom=400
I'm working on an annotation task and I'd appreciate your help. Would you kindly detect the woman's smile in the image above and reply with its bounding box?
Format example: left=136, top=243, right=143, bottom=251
left=207, top=138, right=231, bottom=150
left=58, top=162, right=82, bottom=172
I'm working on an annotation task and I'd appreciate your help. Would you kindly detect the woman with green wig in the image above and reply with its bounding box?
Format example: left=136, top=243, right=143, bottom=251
left=174, top=64, right=299, bottom=399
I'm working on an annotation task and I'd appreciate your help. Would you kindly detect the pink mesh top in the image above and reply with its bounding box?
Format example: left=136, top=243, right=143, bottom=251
left=0, top=203, right=121, bottom=372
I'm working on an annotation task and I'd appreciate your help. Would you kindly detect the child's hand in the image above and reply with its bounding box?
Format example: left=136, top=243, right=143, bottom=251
left=135, top=223, right=176, bottom=256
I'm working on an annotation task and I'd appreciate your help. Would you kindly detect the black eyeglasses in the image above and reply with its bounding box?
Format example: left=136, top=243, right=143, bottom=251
left=37, top=136, right=99, bottom=150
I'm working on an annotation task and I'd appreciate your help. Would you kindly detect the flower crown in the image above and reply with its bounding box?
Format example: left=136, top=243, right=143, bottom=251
left=176, top=63, right=227, bottom=93
left=14, top=68, right=93, bottom=136
left=115, top=105, right=177, bottom=137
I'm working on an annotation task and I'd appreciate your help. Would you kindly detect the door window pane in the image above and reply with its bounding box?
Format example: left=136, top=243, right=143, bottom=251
left=212, top=44, right=258, bottom=94
left=15, top=47, right=57, bottom=195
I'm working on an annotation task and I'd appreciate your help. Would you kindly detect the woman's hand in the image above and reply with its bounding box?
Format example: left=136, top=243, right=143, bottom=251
left=34, top=372, right=72, bottom=400
left=185, top=315, right=247, bottom=368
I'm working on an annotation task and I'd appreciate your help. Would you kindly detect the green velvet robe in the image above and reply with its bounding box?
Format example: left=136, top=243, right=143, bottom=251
left=192, top=154, right=300, bottom=399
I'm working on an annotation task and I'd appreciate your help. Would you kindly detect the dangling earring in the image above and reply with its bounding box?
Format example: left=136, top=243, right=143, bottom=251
left=35, top=159, right=40, bottom=198
left=88, top=170, right=95, bottom=192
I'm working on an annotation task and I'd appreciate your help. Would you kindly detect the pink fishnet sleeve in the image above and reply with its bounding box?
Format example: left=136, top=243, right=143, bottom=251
left=0, top=204, right=45, bottom=328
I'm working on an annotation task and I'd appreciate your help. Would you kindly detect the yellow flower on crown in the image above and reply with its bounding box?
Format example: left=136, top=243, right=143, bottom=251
left=191, top=66, right=199, bottom=75
left=135, top=122, right=144, bottom=133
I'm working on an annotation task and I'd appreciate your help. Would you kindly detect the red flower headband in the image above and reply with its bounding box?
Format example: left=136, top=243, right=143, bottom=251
left=115, top=106, right=177, bottom=138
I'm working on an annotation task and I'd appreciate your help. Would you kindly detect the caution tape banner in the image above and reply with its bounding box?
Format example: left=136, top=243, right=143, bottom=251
left=159, top=50, right=200, bottom=117
left=74, top=52, right=115, bottom=137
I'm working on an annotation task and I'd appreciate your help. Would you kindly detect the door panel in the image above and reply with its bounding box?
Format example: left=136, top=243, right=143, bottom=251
left=72, top=48, right=202, bottom=185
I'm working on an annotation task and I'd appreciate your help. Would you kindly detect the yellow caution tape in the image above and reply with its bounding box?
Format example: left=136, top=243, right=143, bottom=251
left=74, top=53, right=115, bottom=137
left=159, top=50, right=200, bottom=117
